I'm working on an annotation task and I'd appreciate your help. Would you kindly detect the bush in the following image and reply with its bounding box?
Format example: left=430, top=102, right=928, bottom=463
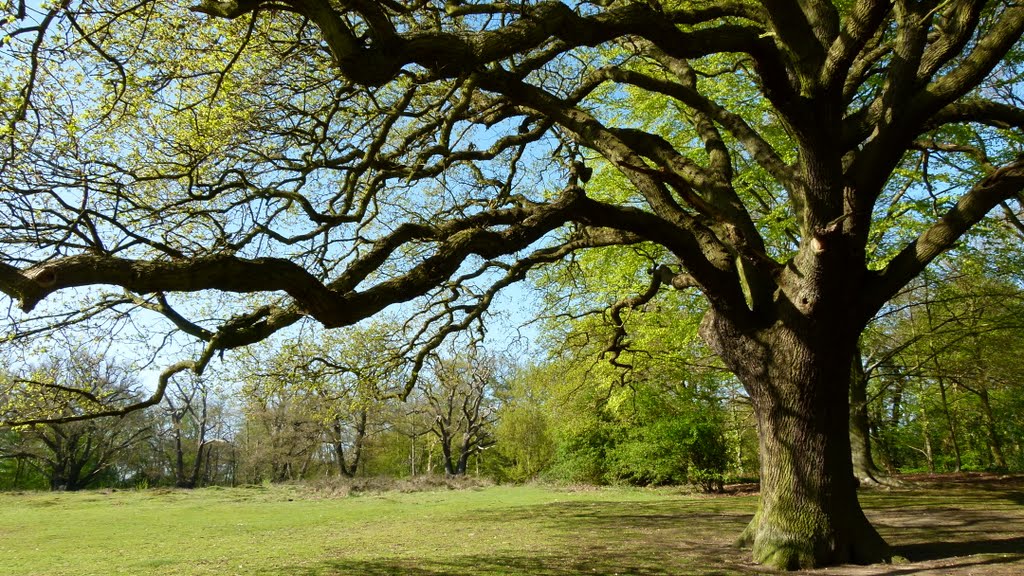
left=545, top=384, right=730, bottom=491
left=545, top=416, right=614, bottom=484
left=686, top=422, right=728, bottom=492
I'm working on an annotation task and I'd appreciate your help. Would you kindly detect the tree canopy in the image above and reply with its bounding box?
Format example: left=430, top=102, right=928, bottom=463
left=1, top=0, right=1023, bottom=569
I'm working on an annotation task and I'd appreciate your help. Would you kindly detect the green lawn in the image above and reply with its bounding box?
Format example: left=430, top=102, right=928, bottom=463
left=1, top=477, right=1022, bottom=575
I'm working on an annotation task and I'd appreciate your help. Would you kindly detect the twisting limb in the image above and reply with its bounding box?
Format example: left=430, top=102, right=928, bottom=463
left=601, top=264, right=698, bottom=370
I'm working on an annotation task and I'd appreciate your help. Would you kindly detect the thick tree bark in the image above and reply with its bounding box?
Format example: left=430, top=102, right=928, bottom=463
left=703, top=312, right=890, bottom=569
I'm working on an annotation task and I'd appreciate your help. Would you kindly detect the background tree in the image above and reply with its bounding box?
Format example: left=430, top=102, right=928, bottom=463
left=529, top=267, right=742, bottom=490
left=158, top=374, right=231, bottom=488
left=848, top=345, right=895, bottom=486
left=232, top=323, right=404, bottom=480
left=421, top=345, right=502, bottom=476
left=297, top=326, right=401, bottom=478
left=491, top=365, right=556, bottom=483
left=359, top=396, right=438, bottom=477
left=526, top=235, right=757, bottom=486
left=0, top=353, right=152, bottom=490
left=235, top=363, right=325, bottom=483
left=860, top=259, right=1024, bottom=474
left=0, top=425, right=46, bottom=489
left=2, top=0, right=1024, bottom=568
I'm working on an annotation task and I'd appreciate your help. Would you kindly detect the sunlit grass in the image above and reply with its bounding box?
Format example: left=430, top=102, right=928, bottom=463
left=1, top=477, right=1022, bottom=575
left=0, top=483, right=756, bottom=576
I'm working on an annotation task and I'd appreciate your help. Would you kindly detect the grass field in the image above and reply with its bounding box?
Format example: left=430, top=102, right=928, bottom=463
left=1, top=476, right=1022, bottom=575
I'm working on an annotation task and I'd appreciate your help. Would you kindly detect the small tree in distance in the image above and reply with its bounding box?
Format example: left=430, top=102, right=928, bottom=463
left=158, top=374, right=231, bottom=488
left=421, top=345, right=502, bottom=476
left=0, top=353, right=151, bottom=490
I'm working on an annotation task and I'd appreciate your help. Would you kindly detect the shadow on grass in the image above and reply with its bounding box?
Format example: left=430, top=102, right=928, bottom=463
left=894, top=536, right=1024, bottom=562
left=864, top=479, right=1024, bottom=574
left=869, top=556, right=1024, bottom=576
left=256, top=553, right=759, bottom=576
left=473, top=499, right=754, bottom=535
left=257, top=499, right=760, bottom=576
left=258, top=478, right=1024, bottom=576
left=864, top=474, right=1024, bottom=509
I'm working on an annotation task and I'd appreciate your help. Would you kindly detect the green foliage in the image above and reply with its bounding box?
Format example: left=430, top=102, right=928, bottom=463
left=862, top=257, right=1024, bottom=474
left=358, top=429, right=415, bottom=477
left=0, top=428, right=47, bottom=489
left=490, top=365, right=556, bottom=482
left=606, top=384, right=729, bottom=489
left=605, top=415, right=692, bottom=486
left=493, top=404, right=554, bottom=482
left=0, top=352, right=153, bottom=490
left=230, top=322, right=409, bottom=482
left=533, top=350, right=734, bottom=490
left=528, top=234, right=751, bottom=489
left=547, top=411, right=614, bottom=484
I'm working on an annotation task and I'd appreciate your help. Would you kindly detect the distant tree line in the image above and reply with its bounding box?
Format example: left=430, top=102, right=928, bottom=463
left=3, top=258, right=1024, bottom=492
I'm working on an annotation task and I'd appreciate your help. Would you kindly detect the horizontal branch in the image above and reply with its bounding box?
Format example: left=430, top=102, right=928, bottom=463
left=865, top=157, right=1024, bottom=316
left=0, top=186, right=600, bottom=368
left=927, top=99, right=1024, bottom=131
left=0, top=253, right=340, bottom=316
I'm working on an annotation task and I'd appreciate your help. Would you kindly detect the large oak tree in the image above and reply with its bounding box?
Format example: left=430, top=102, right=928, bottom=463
left=1, top=0, right=1023, bottom=569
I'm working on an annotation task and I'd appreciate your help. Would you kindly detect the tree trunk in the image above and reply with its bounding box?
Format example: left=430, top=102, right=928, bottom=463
left=173, top=420, right=188, bottom=487
left=887, top=388, right=903, bottom=470
left=334, top=441, right=350, bottom=477
left=332, top=412, right=367, bottom=478
left=850, top=350, right=899, bottom=487
left=936, top=375, right=962, bottom=472
left=870, top=401, right=897, bottom=472
left=426, top=439, right=434, bottom=474
left=187, top=393, right=211, bottom=488
left=439, top=433, right=455, bottom=476
left=703, top=312, right=890, bottom=570
left=919, top=405, right=936, bottom=474
left=14, top=457, right=25, bottom=487
left=455, top=448, right=470, bottom=476
left=50, top=468, right=68, bottom=491
left=333, top=421, right=353, bottom=477
left=977, top=387, right=1006, bottom=470
left=454, top=432, right=476, bottom=476
left=731, top=403, right=744, bottom=472
left=205, top=444, right=217, bottom=485
left=850, top=350, right=879, bottom=484
left=350, top=410, right=367, bottom=475
left=187, top=442, right=207, bottom=488
left=409, top=434, right=417, bottom=477
left=59, top=462, right=88, bottom=491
